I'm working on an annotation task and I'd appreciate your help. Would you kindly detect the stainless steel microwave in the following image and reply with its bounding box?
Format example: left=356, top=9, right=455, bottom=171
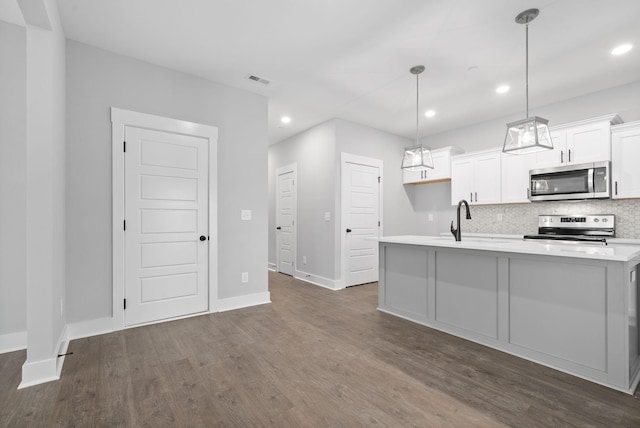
left=529, top=161, right=611, bottom=201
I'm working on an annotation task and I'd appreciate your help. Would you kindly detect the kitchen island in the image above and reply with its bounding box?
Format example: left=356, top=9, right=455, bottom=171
left=378, top=236, right=640, bottom=394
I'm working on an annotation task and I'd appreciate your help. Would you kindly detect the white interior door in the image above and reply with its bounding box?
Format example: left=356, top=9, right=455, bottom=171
left=276, top=165, right=296, bottom=276
left=124, top=126, right=209, bottom=326
left=342, top=157, right=381, bottom=287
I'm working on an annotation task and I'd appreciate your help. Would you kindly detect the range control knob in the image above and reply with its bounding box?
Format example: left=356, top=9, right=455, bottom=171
left=602, top=218, right=608, bottom=222
left=594, top=218, right=599, bottom=222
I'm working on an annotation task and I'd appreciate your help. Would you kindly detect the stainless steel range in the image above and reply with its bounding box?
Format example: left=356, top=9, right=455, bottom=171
left=523, top=214, right=615, bottom=244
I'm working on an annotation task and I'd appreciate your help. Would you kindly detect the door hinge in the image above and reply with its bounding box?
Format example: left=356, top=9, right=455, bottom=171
left=378, top=221, right=380, bottom=227
left=123, top=141, right=126, bottom=152
left=123, top=219, right=126, bottom=231
left=378, top=176, right=381, bottom=183
left=123, top=299, right=127, bottom=310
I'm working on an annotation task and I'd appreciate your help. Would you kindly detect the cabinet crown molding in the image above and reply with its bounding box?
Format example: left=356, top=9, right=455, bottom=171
left=550, top=113, right=622, bottom=131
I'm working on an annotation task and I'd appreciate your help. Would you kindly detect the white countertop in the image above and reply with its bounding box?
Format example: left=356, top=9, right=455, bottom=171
left=379, top=235, right=640, bottom=262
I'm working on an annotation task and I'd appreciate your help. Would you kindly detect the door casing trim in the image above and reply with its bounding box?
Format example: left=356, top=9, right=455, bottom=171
left=111, top=108, right=218, bottom=331
left=275, top=163, right=297, bottom=275
left=339, top=153, right=383, bottom=289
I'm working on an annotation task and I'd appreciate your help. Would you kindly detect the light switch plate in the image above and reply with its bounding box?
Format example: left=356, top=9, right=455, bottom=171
left=241, top=209, right=252, bottom=221
left=241, top=272, right=249, bottom=283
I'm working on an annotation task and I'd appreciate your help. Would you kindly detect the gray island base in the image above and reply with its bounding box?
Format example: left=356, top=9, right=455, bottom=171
left=377, top=236, right=640, bottom=394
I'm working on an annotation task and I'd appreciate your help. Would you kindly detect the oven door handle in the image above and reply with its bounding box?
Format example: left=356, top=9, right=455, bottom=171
left=587, top=168, right=595, bottom=193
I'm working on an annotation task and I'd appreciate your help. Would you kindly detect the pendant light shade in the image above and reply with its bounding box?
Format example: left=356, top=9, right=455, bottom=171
left=402, top=145, right=434, bottom=171
left=402, top=65, right=434, bottom=170
left=503, top=8, right=553, bottom=155
left=504, top=116, right=552, bottom=154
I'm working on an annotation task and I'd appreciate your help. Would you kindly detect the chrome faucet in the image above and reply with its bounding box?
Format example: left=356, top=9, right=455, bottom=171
left=450, top=199, right=472, bottom=242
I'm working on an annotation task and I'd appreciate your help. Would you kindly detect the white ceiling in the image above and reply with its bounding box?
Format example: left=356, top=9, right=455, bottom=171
left=28, top=1, right=640, bottom=143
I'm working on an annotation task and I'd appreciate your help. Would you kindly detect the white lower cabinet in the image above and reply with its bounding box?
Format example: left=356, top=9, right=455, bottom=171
left=451, top=149, right=501, bottom=205
left=612, top=121, right=640, bottom=199
left=402, top=146, right=463, bottom=184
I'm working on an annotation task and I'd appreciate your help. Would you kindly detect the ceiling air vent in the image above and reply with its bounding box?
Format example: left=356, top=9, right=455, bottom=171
left=246, top=74, right=271, bottom=85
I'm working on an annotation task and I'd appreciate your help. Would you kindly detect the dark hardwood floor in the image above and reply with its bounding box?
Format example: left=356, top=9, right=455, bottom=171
left=1, top=271, right=639, bottom=427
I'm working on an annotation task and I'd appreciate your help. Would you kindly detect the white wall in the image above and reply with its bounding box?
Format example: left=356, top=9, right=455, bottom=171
left=334, top=119, right=415, bottom=278
left=0, top=21, right=27, bottom=340
left=268, top=118, right=414, bottom=284
left=268, top=121, right=337, bottom=280
left=65, top=41, right=268, bottom=323
left=415, top=80, right=640, bottom=237
left=22, top=0, right=67, bottom=381
left=425, top=81, right=640, bottom=153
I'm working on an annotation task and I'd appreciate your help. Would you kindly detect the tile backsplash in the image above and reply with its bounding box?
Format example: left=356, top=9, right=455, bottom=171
left=463, top=199, right=640, bottom=239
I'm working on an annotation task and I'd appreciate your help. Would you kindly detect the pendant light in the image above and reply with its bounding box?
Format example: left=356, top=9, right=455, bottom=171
left=503, top=8, right=553, bottom=154
left=402, top=65, right=434, bottom=170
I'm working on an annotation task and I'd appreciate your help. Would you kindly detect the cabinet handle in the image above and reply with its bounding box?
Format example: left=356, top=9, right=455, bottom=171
left=527, top=188, right=530, bottom=200
left=560, top=150, right=564, bottom=163
left=475, top=192, right=478, bottom=202
left=615, top=181, right=618, bottom=195
left=568, top=149, right=572, bottom=163
left=470, top=192, right=473, bottom=202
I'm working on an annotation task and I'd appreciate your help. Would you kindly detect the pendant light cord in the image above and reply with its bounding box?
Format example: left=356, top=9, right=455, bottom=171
left=415, top=72, right=419, bottom=145
left=525, top=22, right=529, bottom=118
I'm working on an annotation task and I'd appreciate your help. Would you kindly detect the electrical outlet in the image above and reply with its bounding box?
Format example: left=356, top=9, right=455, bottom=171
left=241, top=272, right=249, bottom=283
left=428, top=213, right=434, bottom=222
left=241, top=210, right=252, bottom=221
left=497, top=213, right=503, bottom=221
left=324, top=212, right=331, bottom=221
left=303, top=256, right=307, bottom=265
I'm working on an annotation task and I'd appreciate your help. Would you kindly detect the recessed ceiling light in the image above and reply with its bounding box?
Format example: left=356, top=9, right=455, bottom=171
left=280, top=116, right=291, bottom=124
left=611, top=43, right=633, bottom=56
left=467, top=66, right=479, bottom=72
left=424, top=110, right=436, bottom=118
left=496, top=85, right=510, bottom=94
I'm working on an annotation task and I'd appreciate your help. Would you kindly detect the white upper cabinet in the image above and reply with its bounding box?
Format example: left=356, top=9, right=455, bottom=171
left=402, top=146, right=463, bottom=184
left=533, top=114, right=622, bottom=169
left=501, top=151, right=536, bottom=204
left=451, top=149, right=501, bottom=205
left=612, top=121, right=640, bottom=199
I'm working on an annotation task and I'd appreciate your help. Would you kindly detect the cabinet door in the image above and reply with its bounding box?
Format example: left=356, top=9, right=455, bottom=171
left=566, top=121, right=611, bottom=164
left=534, top=130, right=565, bottom=168
left=427, top=151, right=451, bottom=181
left=612, top=125, right=640, bottom=199
left=402, top=169, right=425, bottom=184
left=451, top=158, right=474, bottom=205
left=501, top=152, right=534, bottom=203
left=473, top=153, right=501, bottom=204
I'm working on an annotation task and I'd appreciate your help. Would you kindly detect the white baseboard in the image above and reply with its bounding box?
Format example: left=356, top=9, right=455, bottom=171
left=294, top=270, right=343, bottom=290
left=268, top=262, right=276, bottom=271
left=215, top=291, right=271, bottom=312
left=19, top=324, right=68, bottom=389
left=19, top=358, right=58, bottom=389
left=67, top=317, right=113, bottom=340
left=0, top=330, right=27, bottom=354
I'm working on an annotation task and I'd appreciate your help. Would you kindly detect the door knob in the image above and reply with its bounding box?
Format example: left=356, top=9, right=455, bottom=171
left=346, top=228, right=352, bottom=233
left=199, top=235, right=206, bottom=241
left=276, top=226, right=281, bottom=230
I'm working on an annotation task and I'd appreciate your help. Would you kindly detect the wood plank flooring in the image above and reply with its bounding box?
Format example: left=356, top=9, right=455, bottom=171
left=1, top=271, right=639, bottom=427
